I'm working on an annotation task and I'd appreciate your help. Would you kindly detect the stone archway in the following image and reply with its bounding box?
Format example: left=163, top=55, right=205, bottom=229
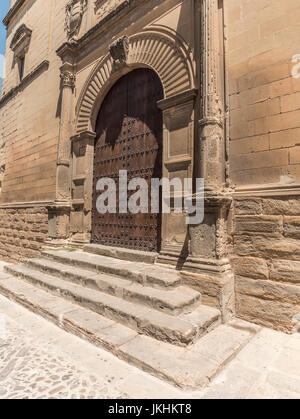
left=75, top=30, right=194, bottom=134
left=70, top=30, right=197, bottom=250
left=92, top=68, right=164, bottom=252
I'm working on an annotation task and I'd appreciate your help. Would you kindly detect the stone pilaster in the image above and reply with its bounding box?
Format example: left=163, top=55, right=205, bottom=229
left=156, top=89, right=197, bottom=267
left=182, top=0, right=234, bottom=321
left=45, top=43, right=77, bottom=248
left=46, top=202, right=72, bottom=248
left=198, top=0, right=224, bottom=187
left=57, top=60, right=76, bottom=201
left=69, top=130, right=96, bottom=246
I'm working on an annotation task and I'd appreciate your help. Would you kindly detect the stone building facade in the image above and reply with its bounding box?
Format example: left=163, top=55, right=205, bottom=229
left=0, top=0, right=300, bottom=333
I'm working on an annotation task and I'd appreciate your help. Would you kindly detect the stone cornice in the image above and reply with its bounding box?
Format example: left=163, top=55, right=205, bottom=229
left=157, top=89, right=198, bottom=111
left=0, top=200, right=54, bottom=209
left=0, top=60, right=49, bottom=109
left=56, top=42, right=78, bottom=60
left=3, top=0, right=26, bottom=27
left=234, top=183, right=300, bottom=197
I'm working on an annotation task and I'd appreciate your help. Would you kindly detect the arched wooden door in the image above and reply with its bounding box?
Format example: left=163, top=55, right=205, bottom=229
left=92, top=68, right=163, bottom=252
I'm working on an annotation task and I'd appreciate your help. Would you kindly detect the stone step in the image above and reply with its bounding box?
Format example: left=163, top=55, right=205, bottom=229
left=84, top=244, right=158, bottom=265
left=0, top=271, right=258, bottom=390
left=41, top=250, right=181, bottom=289
left=5, top=264, right=219, bottom=346
left=25, top=258, right=201, bottom=315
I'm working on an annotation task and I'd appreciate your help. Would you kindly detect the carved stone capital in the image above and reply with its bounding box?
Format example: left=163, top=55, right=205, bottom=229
left=60, top=70, right=76, bottom=89
left=109, top=35, right=130, bottom=69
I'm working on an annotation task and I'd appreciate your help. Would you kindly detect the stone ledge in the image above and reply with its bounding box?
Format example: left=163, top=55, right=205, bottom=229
left=0, top=200, right=54, bottom=209
left=2, top=0, right=26, bottom=27
left=234, top=183, right=300, bottom=197
left=0, top=60, right=49, bottom=109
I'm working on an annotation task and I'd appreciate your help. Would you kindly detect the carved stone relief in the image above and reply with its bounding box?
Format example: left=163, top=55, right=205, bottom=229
left=94, top=0, right=126, bottom=21
left=109, top=35, right=129, bottom=69
left=60, top=70, right=76, bottom=89
left=65, top=0, right=87, bottom=41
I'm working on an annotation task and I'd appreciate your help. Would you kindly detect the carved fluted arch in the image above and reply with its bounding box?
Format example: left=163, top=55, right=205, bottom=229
left=75, top=30, right=194, bottom=133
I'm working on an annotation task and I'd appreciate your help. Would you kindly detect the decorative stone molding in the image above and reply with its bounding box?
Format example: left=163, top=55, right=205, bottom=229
left=234, top=182, right=300, bottom=197
left=3, top=0, right=26, bottom=27
left=94, top=0, right=126, bottom=21
left=10, top=24, right=32, bottom=55
left=76, top=30, right=194, bottom=133
left=109, top=35, right=129, bottom=69
left=157, top=88, right=198, bottom=111
left=0, top=200, right=55, bottom=209
left=65, top=0, right=88, bottom=41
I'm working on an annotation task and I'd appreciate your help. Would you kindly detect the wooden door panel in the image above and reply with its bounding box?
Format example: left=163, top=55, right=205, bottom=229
left=92, top=69, right=163, bottom=252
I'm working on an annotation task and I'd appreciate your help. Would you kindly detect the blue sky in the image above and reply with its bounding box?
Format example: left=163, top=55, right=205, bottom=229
left=0, top=0, right=10, bottom=91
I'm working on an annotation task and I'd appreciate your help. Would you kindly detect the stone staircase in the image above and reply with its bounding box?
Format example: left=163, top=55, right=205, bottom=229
left=0, top=245, right=259, bottom=389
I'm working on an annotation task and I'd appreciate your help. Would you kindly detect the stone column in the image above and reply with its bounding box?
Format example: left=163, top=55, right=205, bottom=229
left=182, top=0, right=234, bottom=321
left=56, top=63, right=76, bottom=201
left=198, top=0, right=224, bottom=187
left=45, top=43, right=77, bottom=248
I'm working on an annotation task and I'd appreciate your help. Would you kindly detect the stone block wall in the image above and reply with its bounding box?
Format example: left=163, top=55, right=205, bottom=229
left=225, top=0, right=300, bottom=186
left=0, top=206, right=48, bottom=262
left=231, top=196, right=300, bottom=332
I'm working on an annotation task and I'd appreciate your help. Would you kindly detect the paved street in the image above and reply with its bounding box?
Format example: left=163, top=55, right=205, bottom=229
left=0, top=266, right=299, bottom=399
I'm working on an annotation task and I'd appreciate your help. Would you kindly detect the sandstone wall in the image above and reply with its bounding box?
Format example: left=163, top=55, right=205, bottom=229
left=225, top=0, right=300, bottom=333
left=0, top=0, right=72, bottom=260
left=225, top=0, right=300, bottom=186
left=231, top=196, right=300, bottom=332
left=0, top=0, right=63, bottom=204
left=0, top=206, right=48, bottom=262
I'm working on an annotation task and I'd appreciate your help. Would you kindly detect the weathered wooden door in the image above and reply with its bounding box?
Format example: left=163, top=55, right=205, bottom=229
left=92, top=69, right=163, bottom=252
